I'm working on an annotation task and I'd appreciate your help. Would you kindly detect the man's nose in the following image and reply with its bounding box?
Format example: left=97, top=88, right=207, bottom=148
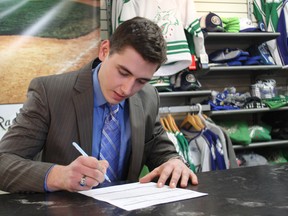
left=121, top=78, right=135, bottom=95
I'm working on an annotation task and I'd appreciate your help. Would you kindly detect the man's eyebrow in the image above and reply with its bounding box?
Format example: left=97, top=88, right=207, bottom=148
left=139, top=77, right=152, bottom=82
left=118, top=65, right=152, bottom=82
left=118, top=65, right=131, bottom=74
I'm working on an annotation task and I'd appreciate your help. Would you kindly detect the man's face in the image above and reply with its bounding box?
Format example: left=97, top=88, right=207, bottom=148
left=98, top=42, right=158, bottom=105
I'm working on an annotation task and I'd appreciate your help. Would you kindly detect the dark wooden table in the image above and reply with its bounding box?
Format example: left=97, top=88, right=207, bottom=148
left=1, top=163, right=288, bottom=216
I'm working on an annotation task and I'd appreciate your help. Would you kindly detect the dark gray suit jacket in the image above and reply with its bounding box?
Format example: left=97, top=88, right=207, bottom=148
left=0, top=60, right=179, bottom=193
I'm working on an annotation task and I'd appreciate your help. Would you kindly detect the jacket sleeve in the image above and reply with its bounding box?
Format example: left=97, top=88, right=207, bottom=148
left=0, top=77, right=53, bottom=193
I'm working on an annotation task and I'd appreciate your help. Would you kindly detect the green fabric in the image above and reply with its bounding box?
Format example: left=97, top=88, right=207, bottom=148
left=253, top=0, right=283, bottom=31
left=149, top=76, right=172, bottom=92
left=253, top=0, right=265, bottom=24
left=185, top=19, right=202, bottom=55
left=221, top=17, right=240, bottom=32
left=176, top=133, right=196, bottom=172
left=248, top=125, right=271, bottom=142
left=268, top=151, right=288, bottom=164
left=221, top=17, right=240, bottom=25
left=139, top=165, right=149, bottom=178
left=185, top=30, right=196, bottom=55
left=262, top=96, right=288, bottom=109
left=216, top=121, right=251, bottom=145
left=223, top=26, right=239, bottom=33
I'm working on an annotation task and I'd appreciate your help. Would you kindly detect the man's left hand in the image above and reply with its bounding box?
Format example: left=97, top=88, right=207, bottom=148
left=139, top=158, right=198, bottom=188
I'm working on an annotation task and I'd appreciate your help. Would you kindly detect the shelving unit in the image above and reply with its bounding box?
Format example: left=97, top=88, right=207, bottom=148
left=158, top=90, right=211, bottom=115
left=201, top=32, right=288, bottom=152
left=158, top=32, right=287, bottom=154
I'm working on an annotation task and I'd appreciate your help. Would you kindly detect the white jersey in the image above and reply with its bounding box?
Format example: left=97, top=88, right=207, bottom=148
left=112, top=0, right=208, bottom=76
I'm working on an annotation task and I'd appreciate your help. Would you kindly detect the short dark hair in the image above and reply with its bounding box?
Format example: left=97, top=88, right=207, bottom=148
left=109, top=16, right=167, bottom=68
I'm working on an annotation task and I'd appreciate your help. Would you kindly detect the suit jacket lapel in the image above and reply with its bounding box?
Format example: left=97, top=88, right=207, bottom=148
left=127, top=94, right=145, bottom=180
left=72, top=62, right=94, bottom=155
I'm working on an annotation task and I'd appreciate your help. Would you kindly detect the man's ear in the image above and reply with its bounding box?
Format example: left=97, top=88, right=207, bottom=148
left=98, top=40, right=110, bottom=61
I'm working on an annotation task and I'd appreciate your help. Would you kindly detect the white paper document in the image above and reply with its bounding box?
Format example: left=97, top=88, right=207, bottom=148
left=79, top=182, right=208, bottom=211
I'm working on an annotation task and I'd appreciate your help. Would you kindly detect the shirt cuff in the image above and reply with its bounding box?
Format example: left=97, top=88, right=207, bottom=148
left=44, top=164, right=56, bottom=192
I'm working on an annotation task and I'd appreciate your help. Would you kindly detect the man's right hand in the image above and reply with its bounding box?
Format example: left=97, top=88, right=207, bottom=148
left=46, top=156, right=109, bottom=192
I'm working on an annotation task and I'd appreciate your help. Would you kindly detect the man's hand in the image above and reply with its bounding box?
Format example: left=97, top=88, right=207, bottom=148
left=46, top=156, right=109, bottom=192
left=139, top=158, right=198, bottom=188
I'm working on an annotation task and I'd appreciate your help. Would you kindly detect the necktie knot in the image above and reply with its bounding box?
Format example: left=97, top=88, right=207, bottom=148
left=106, top=104, right=119, bottom=126
left=109, top=104, right=119, bottom=115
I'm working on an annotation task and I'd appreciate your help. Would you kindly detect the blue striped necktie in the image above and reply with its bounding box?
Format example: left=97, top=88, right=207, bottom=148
left=100, top=104, right=121, bottom=182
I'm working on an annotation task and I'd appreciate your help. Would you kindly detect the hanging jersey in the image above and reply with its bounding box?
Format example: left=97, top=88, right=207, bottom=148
left=253, top=0, right=283, bottom=66
left=181, top=129, right=211, bottom=172
left=203, top=129, right=226, bottom=171
left=206, top=129, right=227, bottom=170
left=204, top=119, right=229, bottom=169
left=112, top=0, right=208, bottom=76
left=175, top=132, right=196, bottom=172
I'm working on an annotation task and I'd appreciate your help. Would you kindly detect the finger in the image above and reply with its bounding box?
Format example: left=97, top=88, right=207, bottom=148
left=168, top=166, right=182, bottom=188
left=157, top=166, right=173, bottom=188
left=76, top=175, right=100, bottom=191
left=92, top=160, right=108, bottom=183
left=139, top=168, right=160, bottom=183
left=179, top=170, right=198, bottom=187
left=100, top=159, right=109, bottom=169
left=84, top=176, right=101, bottom=188
left=76, top=157, right=108, bottom=182
left=189, top=171, right=199, bottom=185
left=179, top=168, right=191, bottom=188
left=84, top=168, right=106, bottom=184
left=77, top=156, right=106, bottom=171
left=97, top=159, right=109, bottom=174
left=78, top=156, right=101, bottom=169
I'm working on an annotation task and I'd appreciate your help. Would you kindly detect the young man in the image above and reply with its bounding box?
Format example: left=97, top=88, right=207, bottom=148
left=0, top=17, right=198, bottom=193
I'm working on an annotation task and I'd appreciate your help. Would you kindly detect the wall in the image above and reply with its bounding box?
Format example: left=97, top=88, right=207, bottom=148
left=195, top=0, right=250, bottom=18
